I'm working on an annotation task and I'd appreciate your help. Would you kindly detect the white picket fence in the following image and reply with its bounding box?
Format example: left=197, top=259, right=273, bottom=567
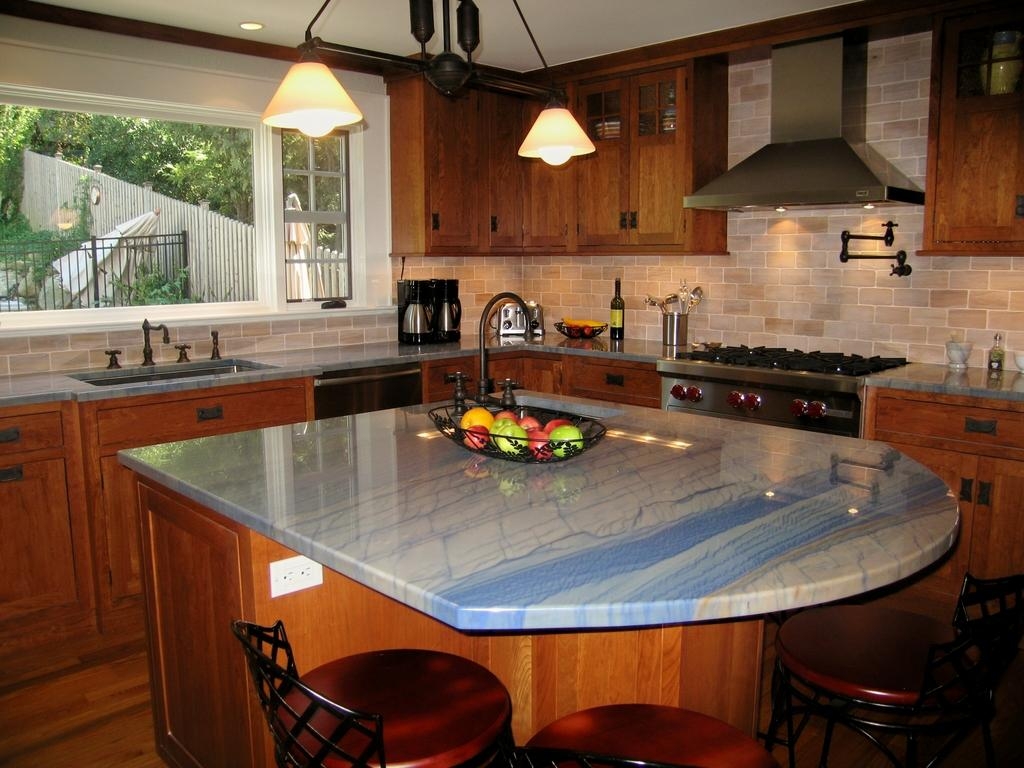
left=20, top=151, right=257, bottom=303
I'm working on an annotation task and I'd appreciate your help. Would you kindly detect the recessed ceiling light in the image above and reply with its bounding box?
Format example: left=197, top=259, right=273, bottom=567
left=240, top=21, right=264, bottom=32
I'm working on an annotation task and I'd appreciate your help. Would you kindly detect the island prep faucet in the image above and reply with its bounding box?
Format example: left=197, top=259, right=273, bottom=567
left=477, top=291, right=530, bottom=403
left=141, top=318, right=171, bottom=366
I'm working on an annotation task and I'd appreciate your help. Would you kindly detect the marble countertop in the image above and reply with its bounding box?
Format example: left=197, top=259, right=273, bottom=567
left=119, top=392, right=958, bottom=632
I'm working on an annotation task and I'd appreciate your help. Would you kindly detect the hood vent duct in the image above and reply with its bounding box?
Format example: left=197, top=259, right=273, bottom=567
left=684, top=36, right=924, bottom=211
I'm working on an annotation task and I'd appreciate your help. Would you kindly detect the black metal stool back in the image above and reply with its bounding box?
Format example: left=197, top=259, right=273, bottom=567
left=231, top=619, right=385, bottom=768
left=953, top=572, right=1024, bottom=678
left=511, top=745, right=694, bottom=768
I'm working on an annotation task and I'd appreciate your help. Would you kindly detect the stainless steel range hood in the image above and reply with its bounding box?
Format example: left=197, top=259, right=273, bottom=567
left=684, top=36, right=924, bottom=211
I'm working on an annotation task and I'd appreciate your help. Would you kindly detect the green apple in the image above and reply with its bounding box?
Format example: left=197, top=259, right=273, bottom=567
left=548, top=424, right=585, bottom=458
left=492, top=422, right=529, bottom=456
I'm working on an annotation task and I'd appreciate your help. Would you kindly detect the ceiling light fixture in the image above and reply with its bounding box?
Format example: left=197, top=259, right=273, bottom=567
left=239, top=21, right=264, bottom=32
left=262, top=0, right=594, bottom=165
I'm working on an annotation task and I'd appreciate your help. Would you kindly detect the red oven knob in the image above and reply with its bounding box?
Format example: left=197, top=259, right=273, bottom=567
left=806, top=400, right=828, bottom=419
left=669, top=383, right=687, bottom=401
left=790, top=399, right=808, bottom=416
left=685, top=385, right=703, bottom=402
left=728, top=391, right=762, bottom=411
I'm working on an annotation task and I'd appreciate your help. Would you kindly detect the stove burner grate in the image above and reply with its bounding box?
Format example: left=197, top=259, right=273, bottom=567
left=680, top=346, right=907, bottom=376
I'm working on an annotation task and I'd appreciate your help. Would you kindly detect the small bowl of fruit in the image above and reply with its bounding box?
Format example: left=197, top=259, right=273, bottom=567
left=555, top=319, right=608, bottom=339
left=428, top=404, right=606, bottom=463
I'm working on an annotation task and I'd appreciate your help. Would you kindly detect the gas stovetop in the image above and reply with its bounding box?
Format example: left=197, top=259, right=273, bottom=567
left=681, top=346, right=907, bottom=376
left=656, top=346, right=909, bottom=397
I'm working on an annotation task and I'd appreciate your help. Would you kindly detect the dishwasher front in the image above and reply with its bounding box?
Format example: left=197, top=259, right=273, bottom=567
left=313, top=364, right=423, bottom=418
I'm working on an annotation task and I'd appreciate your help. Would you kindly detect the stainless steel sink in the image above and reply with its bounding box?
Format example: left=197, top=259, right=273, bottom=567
left=69, top=359, right=273, bottom=387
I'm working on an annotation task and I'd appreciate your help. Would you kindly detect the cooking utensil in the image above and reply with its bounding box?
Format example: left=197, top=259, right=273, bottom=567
left=644, top=295, right=668, bottom=314
left=686, top=286, right=703, bottom=314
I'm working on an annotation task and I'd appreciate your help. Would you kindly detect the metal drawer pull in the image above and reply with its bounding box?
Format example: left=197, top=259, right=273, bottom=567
left=196, top=405, right=224, bottom=421
left=959, top=478, right=974, bottom=502
left=964, top=417, right=997, bottom=435
left=605, top=373, right=625, bottom=387
left=0, top=427, right=21, bottom=443
left=0, top=465, right=24, bottom=482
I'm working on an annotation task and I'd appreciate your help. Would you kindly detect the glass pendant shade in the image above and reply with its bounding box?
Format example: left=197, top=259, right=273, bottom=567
left=518, top=105, right=595, bottom=166
left=262, top=60, right=364, bottom=137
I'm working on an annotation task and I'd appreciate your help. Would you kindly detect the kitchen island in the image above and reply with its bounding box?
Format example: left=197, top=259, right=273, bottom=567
left=120, top=393, right=958, bottom=768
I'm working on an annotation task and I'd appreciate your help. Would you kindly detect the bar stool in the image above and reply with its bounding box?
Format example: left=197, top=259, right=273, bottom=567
left=231, top=619, right=512, bottom=768
left=764, top=572, right=1024, bottom=768
left=525, top=703, right=780, bottom=768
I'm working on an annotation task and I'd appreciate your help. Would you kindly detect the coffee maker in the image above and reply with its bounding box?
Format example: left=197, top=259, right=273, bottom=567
left=432, top=279, right=462, bottom=343
left=397, top=280, right=435, bottom=345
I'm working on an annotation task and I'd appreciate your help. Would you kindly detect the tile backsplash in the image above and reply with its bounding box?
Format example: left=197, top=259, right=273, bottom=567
left=2, top=31, right=1021, bottom=376
left=400, top=30, right=1022, bottom=369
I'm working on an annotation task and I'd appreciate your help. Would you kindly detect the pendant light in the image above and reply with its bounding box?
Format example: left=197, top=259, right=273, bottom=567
left=263, top=0, right=594, bottom=166
left=512, top=1, right=595, bottom=166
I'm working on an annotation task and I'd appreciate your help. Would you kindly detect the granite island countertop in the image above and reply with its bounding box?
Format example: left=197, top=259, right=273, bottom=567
left=118, top=392, right=959, bottom=632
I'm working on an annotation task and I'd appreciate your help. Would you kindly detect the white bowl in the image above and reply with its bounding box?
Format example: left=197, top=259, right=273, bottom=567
left=1015, top=351, right=1024, bottom=371
left=945, top=341, right=973, bottom=370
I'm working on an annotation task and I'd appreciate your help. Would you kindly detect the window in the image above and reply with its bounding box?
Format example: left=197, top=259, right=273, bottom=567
left=0, top=103, right=256, bottom=312
left=281, top=129, right=352, bottom=302
left=0, top=21, right=392, bottom=330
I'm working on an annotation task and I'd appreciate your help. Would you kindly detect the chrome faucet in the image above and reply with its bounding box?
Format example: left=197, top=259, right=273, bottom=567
left=141, top=318, right=171, bottom=366
left=477, top=291, right=530, bottom=403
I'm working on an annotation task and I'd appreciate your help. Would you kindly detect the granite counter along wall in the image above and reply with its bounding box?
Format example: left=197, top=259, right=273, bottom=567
left=3, top=33, right=1021, bottom=376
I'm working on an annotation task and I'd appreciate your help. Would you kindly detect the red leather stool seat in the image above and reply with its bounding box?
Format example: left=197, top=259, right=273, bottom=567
left=776, top=604, right=956, bottom=707
left=526, top=704, right=779, bottom=768
left=299, top=649, right=512, bottom=768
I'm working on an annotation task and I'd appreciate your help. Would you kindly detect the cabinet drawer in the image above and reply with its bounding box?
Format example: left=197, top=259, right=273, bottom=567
left=96, top=385, right=308, bottom=448
left=873, top=395, right=1024, bottom=453
left=422, top=355, right=523, bottom=403
left=0, top=411, right=63, bottom=456
left=564, top=358, right=660, bottom=408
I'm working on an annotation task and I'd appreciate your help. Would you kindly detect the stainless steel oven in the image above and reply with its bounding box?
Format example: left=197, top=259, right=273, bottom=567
left=656, top=346, right=908, bottom=437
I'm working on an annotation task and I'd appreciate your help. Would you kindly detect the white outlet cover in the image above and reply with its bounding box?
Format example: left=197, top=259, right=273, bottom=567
left=269, top=555, right=324, bottom=597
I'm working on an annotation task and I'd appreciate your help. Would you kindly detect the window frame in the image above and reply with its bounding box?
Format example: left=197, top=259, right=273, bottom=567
left=0, top=18, right=392, bottom=333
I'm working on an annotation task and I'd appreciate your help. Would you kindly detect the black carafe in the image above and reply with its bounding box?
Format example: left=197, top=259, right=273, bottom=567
left=397, top=280, right=435, bottom=344
left=433, top=279, right=462, bottom=342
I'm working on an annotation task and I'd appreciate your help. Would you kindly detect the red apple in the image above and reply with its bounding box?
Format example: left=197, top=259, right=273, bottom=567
left=493, top=410, right=518, bottom=423
left=544, top=418, right=574, bottom=434
left=526, top=428, right=551, bottom=460
left=462, top=424, right=490, bottom=450
left=518, top=415, right=542, bottom=432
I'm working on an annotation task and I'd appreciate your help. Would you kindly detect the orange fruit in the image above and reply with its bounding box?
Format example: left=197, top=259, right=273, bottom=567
left=459, top=406, right=494, bottom=431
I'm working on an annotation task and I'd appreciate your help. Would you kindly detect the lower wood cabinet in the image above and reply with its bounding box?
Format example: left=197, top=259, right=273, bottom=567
left=0, top=401, right=94, bottom=679
left=79, top=378, right=311, bottom=637
left=562, top=356, right=661, bottom=408
left=863, top=387, right=1024, bottom=609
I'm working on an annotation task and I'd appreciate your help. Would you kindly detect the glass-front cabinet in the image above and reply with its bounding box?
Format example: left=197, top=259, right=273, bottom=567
left=925, top=6, right=1024, bottom=254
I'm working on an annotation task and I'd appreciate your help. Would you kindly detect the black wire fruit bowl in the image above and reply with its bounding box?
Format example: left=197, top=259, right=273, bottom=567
left=555, top=321, right=608, bottom=339
left=428, top=404, right=606, bottom=463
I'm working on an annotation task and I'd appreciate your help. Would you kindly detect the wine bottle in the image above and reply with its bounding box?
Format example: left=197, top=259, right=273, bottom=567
left=610, top=278, right=624, bottom=340
left=988, top=333, right=1004, bottom=372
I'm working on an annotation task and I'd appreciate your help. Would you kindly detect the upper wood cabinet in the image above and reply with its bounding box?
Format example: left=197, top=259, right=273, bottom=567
left=574, top=61, right=727, bottom=253
left=390, top=76, right=482, bottom=255
left=924, top=5, right=1024, bottom=254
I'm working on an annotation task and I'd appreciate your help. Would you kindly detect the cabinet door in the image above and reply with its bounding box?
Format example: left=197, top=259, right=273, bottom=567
left=100, top=454, right=142, bottom=609
left=427, top=87, right=481, bottom=250
left=521, top=353, right=563, bottom=394
left=522, top=100, right=575, bottom=250
left=0, top=458, right=78, bottom=620
left=927, top=8, right=1024, bottom=252
left=629, top=68, right=686, bottom=246
left=970, top=455, right=1024, bottom=578
left=885, top=442, right=975, bottom=602
left=486, top=92, right=524, bottom=250
left=576, top=78, right=631, bottom=247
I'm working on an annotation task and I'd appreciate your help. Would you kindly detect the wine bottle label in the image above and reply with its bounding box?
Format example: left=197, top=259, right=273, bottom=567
left=610, top=309, right=623, bottom=327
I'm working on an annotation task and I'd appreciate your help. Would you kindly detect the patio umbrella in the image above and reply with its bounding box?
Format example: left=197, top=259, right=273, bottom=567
left=52, top=209, right=161, bottom=307
left=284, top=193, right=323, bottom=300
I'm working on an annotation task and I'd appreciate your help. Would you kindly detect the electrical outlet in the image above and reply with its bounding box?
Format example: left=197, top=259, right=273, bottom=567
left=269, top=555, right=323, bottom=597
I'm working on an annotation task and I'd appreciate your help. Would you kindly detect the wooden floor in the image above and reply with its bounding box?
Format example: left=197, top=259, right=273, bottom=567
left=1, top=634, right=1021, bottom=768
